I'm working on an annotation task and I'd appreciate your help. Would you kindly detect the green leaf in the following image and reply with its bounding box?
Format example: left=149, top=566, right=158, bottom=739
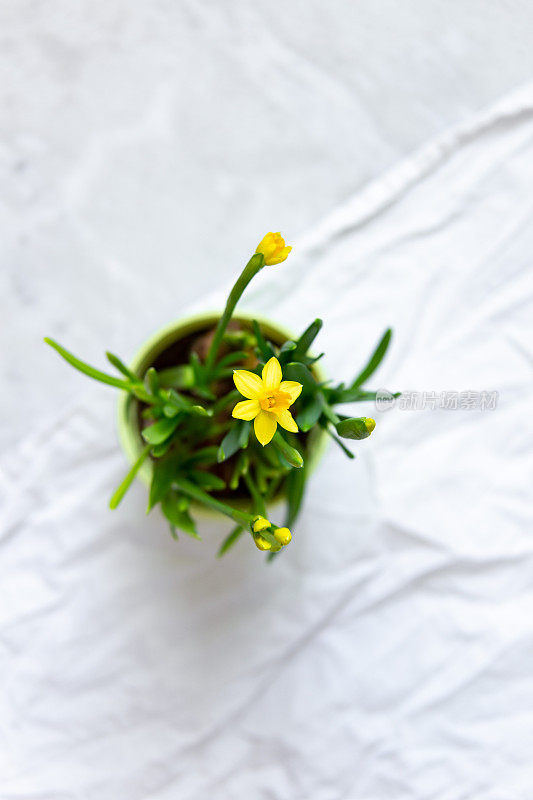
left=145, top=367, right=160, bottom=397
left=215, top=350, right=249, bottom=370
left=150, top=440, right=173, bottom=458
left=163, top=404, right=180, bottom=418
left=106, top=351, right=138, bottom=382
left=158, top=365, right=195, bottom=390
left=165, top=388, right=190, bottom=410
left=161, top=491, right=200, bottom=539
left=217, top=525, right=245, bottom=557
left=217, top=420, right=251, bottom=463
left=109, top=444, right=151, bottom=509
left=303, top=352, right=325, bottom=367
left=189, top=470, right=226, bottom=491
left=350, top=328, right=392, bottom=389
left=148, top=455, right=178, bottom=511
left=283, top=362, right=318, bottom=394
left=285, top=464, right=307, bottom=528
left=141, top=417, right=180, bottom=445
left=190, top=404, right=211, bottom=417
left=330, top=388, right=401, bottom=404
left=278, top=340, right=297, bottom=364
left=271, top=431, right=304, bottom=469
left=318, top=393, right=340, bottom=425
left=252, top=320, right=275, bottom=361
left=292, top=319, right=322, bottom=360
left=183, top=446, right=219, bottom=466
left=45, top=338, right=132, bottom=390
left=168, top=524, right=179, bottom=541
left=229, top=451, right=249, bottom=490
left=296, top=395, right=323, bottom=432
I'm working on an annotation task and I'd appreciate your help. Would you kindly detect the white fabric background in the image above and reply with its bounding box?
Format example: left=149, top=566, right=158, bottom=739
left=2, top=3, right=533, bottom=799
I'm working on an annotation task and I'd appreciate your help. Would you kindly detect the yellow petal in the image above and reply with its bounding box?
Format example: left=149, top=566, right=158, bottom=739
left=254, top=410, right=277, bottom=446
left=233, top=369, right=263, bottom=399
left=232, top=399, right=260, bottom=421
left=267, top=246, right=292, bottom=265
left=262, top=357, right=282, bottom=391
left=274, top=408, right=298, bottom=433
left=279, top=380, right=302, bottom=404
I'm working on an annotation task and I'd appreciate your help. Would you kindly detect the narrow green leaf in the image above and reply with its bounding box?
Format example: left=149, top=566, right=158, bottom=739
left=141, top=417, right=180, bottom=445
left=150, top=440, right=173, bottom=458
left=190, top=404, right=211, bottom=417
left=278, top=340, right=297, bottom=364
left=217, top=420, right=251, bottom=463
left=158, top=364, right=195, bottom=390
left=292, top=319, right=323, bottom=360
left=163, top=404, right=180, bottom=418
left=351, top=328, right=392, bottom=389
left=106, top=351, right=138, bottom=381
left=252, top=320, right=275, bottom=361
left=168, top=524, right=179, bottom=541
left=217, top=525, right=245, bottom=557
left=229, top=451, right=249, bottom=490
left=285, top=464, right=307, bottom=528
left=148, top=455, right=178, bottom=512
left=296, top=395, right=323, bottom=432
left=161, top=491, right=200, bottom=539
left=109, top=444, right=151, bottom=509
left=322, top=424, right=355, bottom=459
left=330, top=388, right=401, bottom=404
left=145, top=367, right=160, bottom=397
left=174, top=477, right=250, bottom=527
left=318, top=393, right=340, bottom=425
left=271, top=431, right=304, bottom=469
left=183, top=446, right=219, bottom=467
left=283, top=362, right=318, bottom=394
left=189, top=470, right=226, bottom=491
left=45, top=338, right=131, bottom=390
left=215, top=350, right=248, bottom=369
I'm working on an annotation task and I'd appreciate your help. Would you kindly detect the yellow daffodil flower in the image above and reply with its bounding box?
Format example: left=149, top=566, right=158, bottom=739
left=232, top=356, right=302, bottom=446
left=255, top=232, right=292, bottom=265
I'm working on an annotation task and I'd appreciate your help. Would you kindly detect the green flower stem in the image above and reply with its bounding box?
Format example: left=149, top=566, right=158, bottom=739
left=318, top=393, right=340, bottom=425
left=243, top=471, right=267, bottom=517
left=174, top=477, right=252, bottom=527
left=204, top=253, right=264, bottom=375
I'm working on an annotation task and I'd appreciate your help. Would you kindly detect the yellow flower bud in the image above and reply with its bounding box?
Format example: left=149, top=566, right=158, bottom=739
left=252, top=515, right=270, bottom=533
left=365, top=418, right=376, bottom=434
left=274, top=527, right=292, bottom=546
left=254, top=535, right=272, bottom=551
left=255, top=232, right=292, bottom=266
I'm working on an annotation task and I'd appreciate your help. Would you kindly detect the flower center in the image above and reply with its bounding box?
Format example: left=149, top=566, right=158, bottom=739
left=259, top=390, right=291, bottom=413
left=260, top=395, right=277, bottom=411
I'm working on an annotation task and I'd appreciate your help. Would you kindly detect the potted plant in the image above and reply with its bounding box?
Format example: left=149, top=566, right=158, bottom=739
left=45, top=233, right=397, bottom=557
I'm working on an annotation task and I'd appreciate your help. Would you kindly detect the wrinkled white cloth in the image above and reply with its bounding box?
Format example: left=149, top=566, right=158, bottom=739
left=2, top=5, right=533, bottom=799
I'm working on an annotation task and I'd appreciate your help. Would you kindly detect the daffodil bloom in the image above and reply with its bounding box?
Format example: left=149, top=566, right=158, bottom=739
left=232, top=356, right=302, bottom=446
left=255, top=232, right=292, bottom=265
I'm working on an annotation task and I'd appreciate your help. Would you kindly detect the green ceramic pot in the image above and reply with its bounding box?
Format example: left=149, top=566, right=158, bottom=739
left=116, top=312, right=327, bottom=511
